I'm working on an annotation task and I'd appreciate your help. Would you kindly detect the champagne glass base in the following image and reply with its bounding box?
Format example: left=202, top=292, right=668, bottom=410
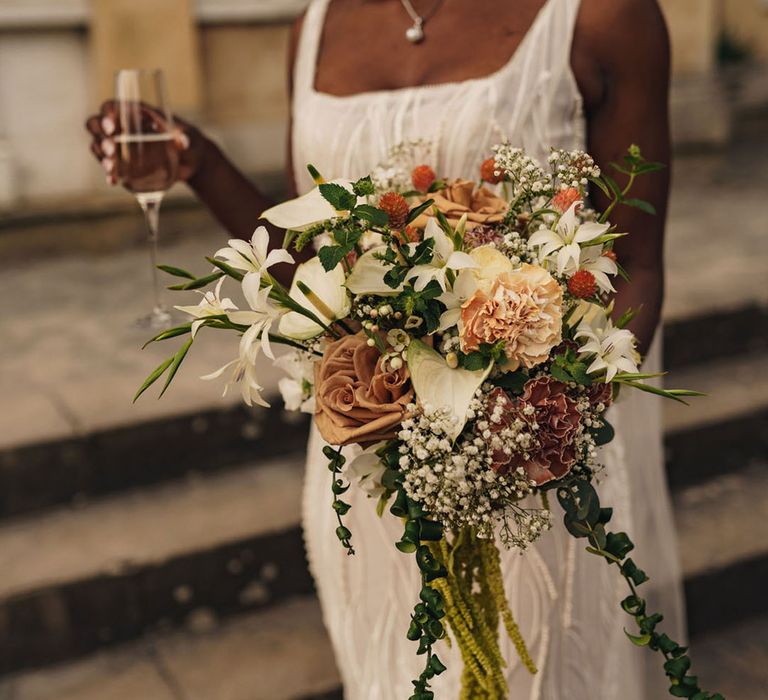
left=136, top=305, right=174, bottom=331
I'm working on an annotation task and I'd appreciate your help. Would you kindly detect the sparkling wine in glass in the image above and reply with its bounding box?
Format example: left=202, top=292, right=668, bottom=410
left=114, top=68, right=180, bottom=329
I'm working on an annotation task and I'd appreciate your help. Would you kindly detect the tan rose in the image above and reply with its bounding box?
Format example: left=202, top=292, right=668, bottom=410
left=460, top=264, right=562, bottom=370
left=412, top=179, right=508, bottom=230
left=314, top=333, right=414, bottom=446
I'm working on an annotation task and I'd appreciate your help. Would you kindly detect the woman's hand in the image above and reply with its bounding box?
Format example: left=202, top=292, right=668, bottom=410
left=85, top=100, right=210, bottom=187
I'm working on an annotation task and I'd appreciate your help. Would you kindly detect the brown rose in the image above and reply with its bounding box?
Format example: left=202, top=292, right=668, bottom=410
left=314, top=333, right=413, bottom=446
left=460, top=264, right=562, bottom=370
left=412, top=179, right=508, bottom=231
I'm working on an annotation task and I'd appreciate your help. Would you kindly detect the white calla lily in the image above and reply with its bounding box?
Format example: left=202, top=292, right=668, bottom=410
left=261, top=179, right=357, bottom=231
left=175, top=278, right=237, bottom=338
left=345, top=246, right=404, bottom=296
left=278, top=257, right=351, bottom=339
left=407, top=218, right=477, bottom=291
left=528, top=201, right=610, bottom=274
left=213, top=226, right=293, bottom=278
left=406, top=340, right=492, bottom=440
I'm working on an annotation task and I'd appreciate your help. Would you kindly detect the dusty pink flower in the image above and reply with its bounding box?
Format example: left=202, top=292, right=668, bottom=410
left=460, top=264, right=563, bottom=370
left=314, top=333, right=413, bottom=446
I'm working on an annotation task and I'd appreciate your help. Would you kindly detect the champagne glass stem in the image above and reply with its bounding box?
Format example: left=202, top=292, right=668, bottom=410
left=137, top=192, right=171, bottom=328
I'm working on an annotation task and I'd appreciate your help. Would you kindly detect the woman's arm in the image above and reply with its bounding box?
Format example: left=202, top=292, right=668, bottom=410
left=573, top=0, right=671, bottom=357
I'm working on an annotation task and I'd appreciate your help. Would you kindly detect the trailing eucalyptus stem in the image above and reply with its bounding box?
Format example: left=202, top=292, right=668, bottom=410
left=322, top=445, right=354, bottom=555
left=555, top=479, right=724, bottom=700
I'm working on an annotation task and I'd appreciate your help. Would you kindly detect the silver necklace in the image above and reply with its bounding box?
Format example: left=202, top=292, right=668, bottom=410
left=399, top=0, right=444, bottom=43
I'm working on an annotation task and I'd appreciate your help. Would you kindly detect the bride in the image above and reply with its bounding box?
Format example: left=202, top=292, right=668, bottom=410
left=87, top=1, right=685, bottom=697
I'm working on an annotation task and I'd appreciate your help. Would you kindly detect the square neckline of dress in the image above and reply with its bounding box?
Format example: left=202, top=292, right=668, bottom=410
left=309, top=0, right=559, bottom=101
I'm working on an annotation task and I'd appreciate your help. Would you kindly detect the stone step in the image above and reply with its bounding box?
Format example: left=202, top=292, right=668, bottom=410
left=663, top=351, right=768, bottom=489
left=0, top=459, right=314, bottom=675
left=0, top=597, right=341, bottom=700
left=2, top=325, right=765, bottom=522
left=0, top=436, right=766, bottom=676
left=3, top=599, right=767, bottom=700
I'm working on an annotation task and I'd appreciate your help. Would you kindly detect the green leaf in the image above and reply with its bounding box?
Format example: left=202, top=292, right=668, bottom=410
left=461, top=351, right=488, bottom=371
left=492, top=370, right=528, bottom=394
left=588, top=176, right=611, bottom=198
left=622, top=558, right=650, bottom=586
left=664, top=656, right=692, bottom=680
left=621, top=595, right=645, bottom=615
left=319, top=182, right=356, bottom=211
left=157, top=264, right=196, bottom=280
left=332, top=500, right=351, bottom=515
left=605, top=531, right=634, bottom=559
left=634, top=161, right=666, bottom=175
left=396, top=539, right=418, bottom=554
left=590, top=419, right=615, bottom=446
left=133, top=355, right=175, bottom=402
left=168, top=271, right=225, bottom=291
left=352, top=175, right=375, bottom=197
left=335, top=525, right=352, bottom=541
left=603, top=173, right=623, bottom=199
left=158, top=337, right=194, bottom=398
left=549, top=363, right=574, bottom=384
left=318, top=245, right=347, bottom=271
left=429, top=654, right=447, bottom=675
left=624, top=629, right=652, bottom=646
left=406, top=198, right=435, bottom=224
left=353, top=204, right=389, bottom=227
left=623, top=198, right=657, bottom=215
left=142, top=323, right=193, bottom=349
left=206, top=257, right=244, bottom=282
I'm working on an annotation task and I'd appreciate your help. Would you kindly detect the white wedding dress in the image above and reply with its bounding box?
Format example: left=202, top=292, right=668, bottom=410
left=292, top=1, right=686, bottom=698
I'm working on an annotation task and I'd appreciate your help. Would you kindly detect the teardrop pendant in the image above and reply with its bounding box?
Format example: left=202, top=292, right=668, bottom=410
left=405, top=19, right=424, bottom=43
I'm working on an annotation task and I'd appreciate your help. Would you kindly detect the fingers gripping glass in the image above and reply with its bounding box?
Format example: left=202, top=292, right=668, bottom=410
left=114, top=69, right=180, bottom=329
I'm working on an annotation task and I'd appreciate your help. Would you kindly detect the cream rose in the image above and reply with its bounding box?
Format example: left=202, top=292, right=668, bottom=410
left=468, top=245, right=515, bottom=292
left=314, top=333, right=413, bottom=446
left=460, top=264, right=563, bottom=370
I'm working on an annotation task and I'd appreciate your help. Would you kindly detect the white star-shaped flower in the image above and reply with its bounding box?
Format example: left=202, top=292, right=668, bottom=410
left=528, top=201, right=609, bottom=275
left=407, top=217, right=477, bottom=292
left=213, top=226, right=294, bottom=278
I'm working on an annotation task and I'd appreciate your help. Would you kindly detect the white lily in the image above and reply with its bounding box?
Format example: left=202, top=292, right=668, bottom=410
left=261, top=179, right=358, bottom=231
left=273, top=350, right=315, bottom=413
left=407, top=340, right=492, bottom=440
left=566, top=246, right=619, bottom=294
left=348, top=443, right=388, bottom=497
left=227, top=272, right=284, bottom=360
left=345, top=246, right=404, bottom=296
left=175, top=278, right=238, bottom=338
left=201, top=328, right=270, bottom=408
left=407, top=217, right=477, bottom=291
left=437, top=270, right=478, bottom=331
left=279, top=257, right=351, bottom=339
left=575, top=311, right=640, bottom=382
left=528, top=201, right=609, bottom=275
left=213, top=226, right=294, bottom=278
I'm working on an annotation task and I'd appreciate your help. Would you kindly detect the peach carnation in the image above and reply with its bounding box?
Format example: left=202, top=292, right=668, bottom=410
left=459, top=264, right=563, bottom=370
left=314, top=333, right=413, bottom=446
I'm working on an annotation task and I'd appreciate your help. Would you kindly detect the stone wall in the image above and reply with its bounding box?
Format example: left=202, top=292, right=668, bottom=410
left=0, top=0, right=764, bottom=211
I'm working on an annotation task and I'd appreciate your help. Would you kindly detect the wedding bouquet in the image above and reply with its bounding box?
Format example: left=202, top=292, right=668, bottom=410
left=137, top=142, right=721, bottom=700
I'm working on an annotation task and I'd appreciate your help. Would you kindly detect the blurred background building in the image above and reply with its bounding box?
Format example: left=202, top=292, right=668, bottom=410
left=0, top=1, right=766, bottom=699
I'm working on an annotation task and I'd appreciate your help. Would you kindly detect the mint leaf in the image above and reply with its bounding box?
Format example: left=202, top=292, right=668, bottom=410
left=352, top=176, right=375, bottom=197
left=318, top=245, right=347, bottom=271
left=319, top=183, right=356, bottom=211
left=353, top=204, right=388, bottom=227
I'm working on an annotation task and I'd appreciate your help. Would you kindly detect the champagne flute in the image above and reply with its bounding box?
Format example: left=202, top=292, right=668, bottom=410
left=114, top=68, right=180, bottom=329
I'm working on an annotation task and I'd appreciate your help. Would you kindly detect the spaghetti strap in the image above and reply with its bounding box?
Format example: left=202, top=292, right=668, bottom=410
left=293, top=0, right=331, bottom=98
